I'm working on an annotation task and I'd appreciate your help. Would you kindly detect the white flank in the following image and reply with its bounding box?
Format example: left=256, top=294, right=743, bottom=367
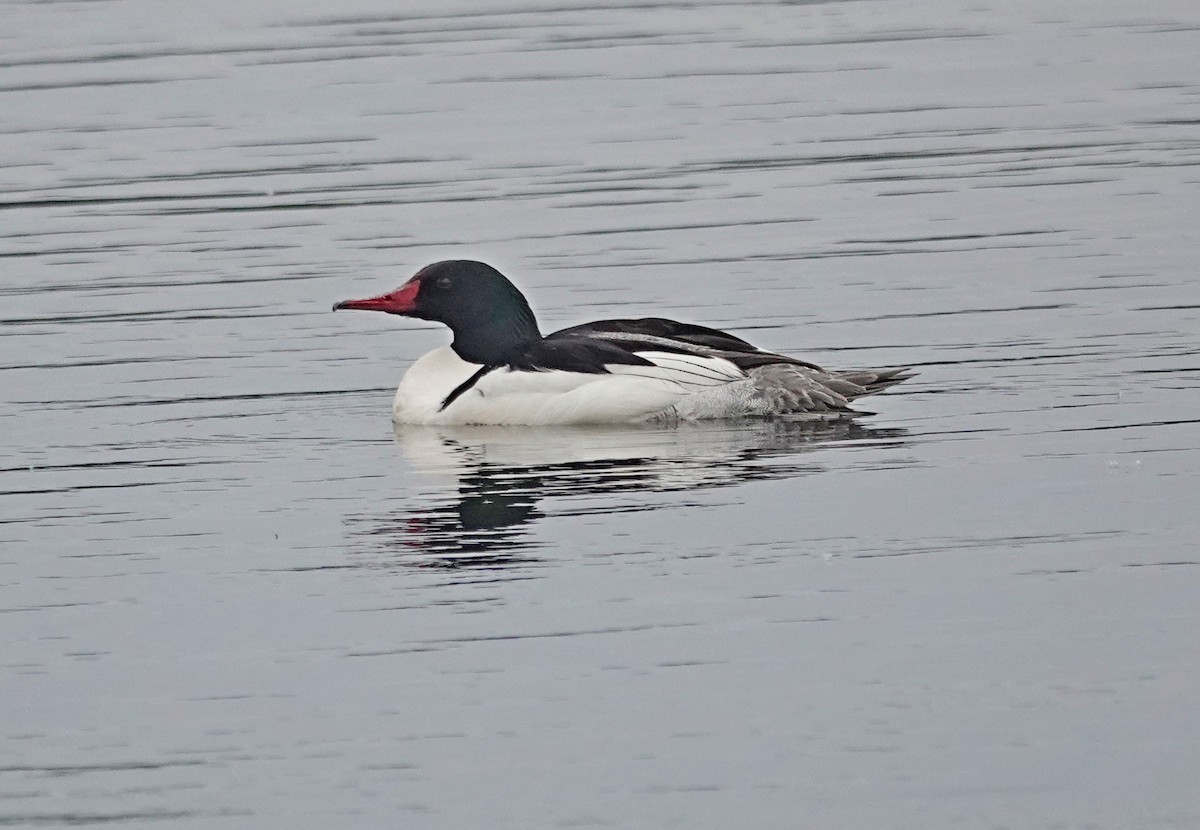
left=392, top=347, right=750, bottom=425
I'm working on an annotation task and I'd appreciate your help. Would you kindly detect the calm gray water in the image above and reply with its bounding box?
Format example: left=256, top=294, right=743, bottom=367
left=3, top=1, right=1199, bottom=827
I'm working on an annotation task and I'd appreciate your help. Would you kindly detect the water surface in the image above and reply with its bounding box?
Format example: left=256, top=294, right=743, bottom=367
left=3, top=1, right=1199, bottom=827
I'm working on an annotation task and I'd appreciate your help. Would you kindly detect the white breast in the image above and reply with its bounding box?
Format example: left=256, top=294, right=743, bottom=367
left=392, top=346, right=750, bottom=426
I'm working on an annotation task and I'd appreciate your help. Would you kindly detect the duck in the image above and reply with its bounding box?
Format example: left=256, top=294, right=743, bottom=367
left=333, top=260, right=913, bottom=426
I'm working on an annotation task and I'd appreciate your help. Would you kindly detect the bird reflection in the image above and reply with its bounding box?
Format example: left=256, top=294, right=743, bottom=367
left=347, top=419, right=907, bottom=571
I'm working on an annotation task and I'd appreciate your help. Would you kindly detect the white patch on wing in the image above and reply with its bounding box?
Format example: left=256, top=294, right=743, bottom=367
left=607, top=351, right=746, bottom=389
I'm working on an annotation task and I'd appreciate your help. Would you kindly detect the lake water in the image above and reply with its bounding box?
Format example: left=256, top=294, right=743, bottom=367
left=3, top=1, right=1199, bottom=827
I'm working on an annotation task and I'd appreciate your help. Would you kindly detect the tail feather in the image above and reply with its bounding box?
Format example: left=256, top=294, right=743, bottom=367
left=746, top=364, right=913, bottom=416
left=833, top=368, right=915, bottom=399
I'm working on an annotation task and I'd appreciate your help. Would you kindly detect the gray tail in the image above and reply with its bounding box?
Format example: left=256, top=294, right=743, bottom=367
left=827, top=368, right=916, bottom=400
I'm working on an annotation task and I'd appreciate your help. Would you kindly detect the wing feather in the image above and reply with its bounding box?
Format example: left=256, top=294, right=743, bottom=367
left=607, top=351, right=746, bottom=389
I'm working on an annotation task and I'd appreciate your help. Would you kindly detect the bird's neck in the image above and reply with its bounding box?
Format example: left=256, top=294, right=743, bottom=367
left=449, top=303, right=541, bottom=366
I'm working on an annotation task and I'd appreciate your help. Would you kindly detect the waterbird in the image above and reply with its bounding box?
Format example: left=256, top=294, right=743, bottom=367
left=333, top=260, right=912, bottom=425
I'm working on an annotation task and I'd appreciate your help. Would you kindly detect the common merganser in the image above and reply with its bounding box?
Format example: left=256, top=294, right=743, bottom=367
left=333, top=260, right=912, bottom=425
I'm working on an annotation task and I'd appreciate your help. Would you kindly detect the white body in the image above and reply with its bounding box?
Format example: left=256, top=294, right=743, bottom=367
left=392, top=346, right=766, bottom=426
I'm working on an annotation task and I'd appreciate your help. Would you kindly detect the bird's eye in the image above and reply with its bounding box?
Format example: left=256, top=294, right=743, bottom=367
left=436, top=276, right=451, bottom=288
